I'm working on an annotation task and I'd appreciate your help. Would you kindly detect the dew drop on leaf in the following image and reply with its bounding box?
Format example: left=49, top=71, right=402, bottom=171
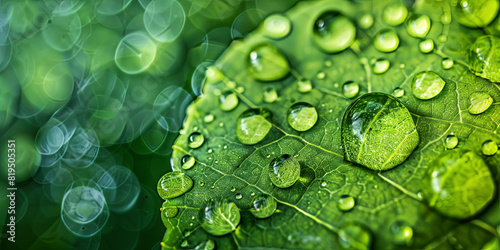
left=358, top=13, right=374, bottom=29
left=268, top=154, right=301, bottom=188
left=482, top=140, right=498, bottom=156
left=445, top=135, right=458, bottom=149
left=421, top=149, right=496, bottom=219
left=342, top=81, right=360, bottom=98
left=287, top=102, right=318, bottom=132
left=199, top=199, right=241, bottom=236
left=374, top=29, right=400, bottom=53
left=468, top=92, right=493, bottom=114
left=313, top=11, right=356, bottom=53
left=373, top=59, right=390, bottom=74
left=341, top=93, right=419, bottom=171
left=390, top=220, right=413, bottom=245
left=406, top=14, right=431, bottom=38
left=204, top=113, right=214, bottom=123
left=262, top=14, right=291, bottom=39
left=441, top=58, right=454, bottom=69
left=411, top=71, right=446, bottom=100
left=247, top=43, right=290, bottom=82
left=338, top=195, right=355, bottom=211
left=419, top=39, right=434, bottom=53
left=469, top=35, right=500, bottom=82
left=161, top=202, right=179, bottom=218
left=219, top=92, right=239, bottom=111
left=188, top=132, right=205, bottom=149
left=157, top=171, right=193, bottom=199
left=454, top=0, right=499, bottom=28
left=338, top=223, right=372, bottom=250
left=236, top=108, right=273, bottom=145
left=264, top=87, right=278, bottom=103
left=393, top=87, right=405, bottom=98
left=205, top=66, right=225, bottom=84
left=317, top=72, right=326, bottom=79
left=181, top=155, right=196, bottom=170
left=230, top=187, right=236, bottom=192
left=249, top=194, right=277, bottom=219
left=181, top=240, right=188, bottom=248
left=297, top=79, right=313, bottom=93
left=235, top=193, right=242, bottom=200
left=382, top=4, right=408, bottom=26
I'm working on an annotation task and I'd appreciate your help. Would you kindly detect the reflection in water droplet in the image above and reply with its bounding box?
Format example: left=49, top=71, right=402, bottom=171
left=269, top=154, right=301, bottom=188
left=383, top=4, right=408, bottom=26
left=445, top=135, right=458, bottom=149
left=219, top=92, right=239, bottom=111
left=297, top=79, right=313, bottom=93
left=393, top=88, right=405, bottom=98
left=406, top=14, right=431, bottom=38
left=181, top=155, right=196, bottom=170
left=419, top=39, right=434, bottom=53
left=411, top=71, right=446, bottom=100
left=390, top=220, right=413, bottom=245
left=313, top=11, right=356, bottom=53
left=482, top=140, right=498, bottom=156
left=441, top=58, right=454, bottom=69
left=157, top=171, right=193, bottom=199
left=469, top=35, right=500, bottom=82
left=374, top=29, right=399, bottom=52
left=454, top=0, right=499, bottom=28
left=199, top=199, right=240, bottom=236
left=204, top=113, right=214, bottom=123
left=263, top=14, right=291, bottom=39
left=338, top=195, right=355, bottom=211
left=264, top=87, right=278, bottom=103
left=188, top=132, right=205, bottom=149
left=358, top=13, right=374, bottom=29
left=247, top=43, right=290, bottom=81
left=373, top=59, right=390, bottom=74
left=236, top=108, right=273, bottom=145
left=338, top=223, right=372, bottom=250
left=250, top=194, right=277, bottom=219
left=287, top=102, right=318, bottom=132
left=342, top=81, right=360, bottom=98
left=468, top=92, right=493, bottom=115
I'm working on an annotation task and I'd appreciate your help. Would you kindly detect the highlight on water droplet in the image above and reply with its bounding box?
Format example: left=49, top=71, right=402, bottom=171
left=482, top=140, right=498, bottom=156
left=358, top=13, right=374, bottom=29
left=157, top=171, right=193, bottom=199
left=264, top=87, right=278, bottom=103
left=390, top=220, right=413, bottom=245
left=297, top=79, right=313, bottom=93
left=411, top=71, right=446, bottom=100
left=313, top=11, right=356, bottom=53
left=338, top=195, right=356, bottom=211
left=406, top=14, right=431, bottom=38
left=199, top=199, right=240, bottom=236
left=188, top=132, right=205, bottom=149
left=342, top=81, right=360, bottom=98
left=250, top=194, right=277, bottom=219
left=247, top=43, right=290, bottom=81
left=236, top=108, right=273, bottom=145
left=468, top=92, right=493, bottom=114
left=181, top=155, right=196, bottom=170
left=383, top=4, right=408, bottom=26
left=268, top=154, right=301, bottom=188
left=393, top=87, right=405, bottom=98
left=262, top=14, right=291, bottom=39
left=441, top=58, right=454, bottom=70
left=219, top=92, right=239, bottom=111
left=454, top=0, right=499, bottom=28
left=374, top=29, right=400, bottom=53
left=287, top=102, right=318, bottom=132
left=419, top=39, right=434, bottom=53
left=373, top=59, right=390, bottom=74
left=445, top=135, right=458, bottom=149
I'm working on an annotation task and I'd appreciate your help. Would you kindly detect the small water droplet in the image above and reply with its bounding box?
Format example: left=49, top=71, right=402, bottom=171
left=235, top=86, right=244, bottom=93
left=438, top=35, right=447, bottom=43
left=269, top=154, right=301, bottom=188
left=399, top=63, right=406, bottom=68
left=468, top=92, right=493, bottom=114
left=219, top=92, right=239, bottom=111
left=204, top=113, right=215, bottom=123
left=287, top=102, right=318, bottom=132
left=324, top=60, right=332, bottom=67
left=373, top=59, right=390, bottom=74
left=317, top=72, right=326, bottom=79
left=393, top=88, right=405, bottom=98
left=390, top=220, right=413, bottom=245
left=338, top=195, right=355, bottom=211
left=225, top=81, right=236, bottom=89
left=383, top=4, right=408, bottom=26
left=208, top=149, right=213, bottom=153
left=161, top=203, right=179, bottom=218
left=250, top=192, right=255, bottom=196
left=419, top=39, right=434, bottom=53
left=482, top=140, right=498, bottom=156
left=263, top=14, right=292, bottom=39
left=181, top=240, right=188, bottom=248
left=358, top=13, right=374, bottom=29
left=406, top=14, right=431, bottom=38
left=199, top=199, right=240, bottom=236
left=200, top=181, right=205, bottom=187
left=205, top=66, right=225, bottom=84
left=247, top=44, right=290, bottom=81
left=236, top=108, right=273, bottom=145
left=342, top=81, right=360, bottom=98
left=374, top=29, right=400, bottom=52
left=264, top=87, right=278, bottom=103
left=454, top=0, right=499, bottom=28
left=157, top=172, right=193, bottom=199
left=313, top=11, right=356, bottom=53
left=338, top=223, right=372, bottom=250
left=231, top=187, right=236, bottom=192
left=445, top=135, right=458, bottom=149
left=297, top=79, right=313, bottom=93
left=321, top=181, right=327, bottom=187
left=188, top=132, right=205, bottom=149
left=250, top=194, right=277, bottom=219
left=219, top=122, right=224, bottom=127
left=235, top=193, right=242, bottom=199
left=441, top=58, right=454, bottom=70
left=181, top=155, right=196, bottom=170
left=224, top=145, right=228, bottom=149
left=411, top=71, right=446, bottom=100
left=441, top=13, right=452, bottom=25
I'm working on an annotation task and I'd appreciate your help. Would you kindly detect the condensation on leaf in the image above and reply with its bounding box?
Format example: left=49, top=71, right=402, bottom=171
left=247, top=43, right=290, bottom=82
left=268, top=154, right=301, bottom=188
left=313, top=11, right=356, bottom=53
left=468, top=92, right=493, bottom=114
left=406, top=14, right=431, bottom=38
left=374, top=29, right=400, bottom=53
left=236, top=108, right=272, bottom=145
left=287, top=102, right=318, bottom=132
left=199, top=199, right=241, bottom=236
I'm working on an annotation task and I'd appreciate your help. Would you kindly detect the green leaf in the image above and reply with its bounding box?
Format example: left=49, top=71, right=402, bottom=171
left=160, top=0, right=500, bottom=249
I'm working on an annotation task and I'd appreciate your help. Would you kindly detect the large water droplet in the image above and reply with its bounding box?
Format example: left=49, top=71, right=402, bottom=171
left=441, top=58, right=454, bottom=69
left=199, top=199, right=240, bottom=236
left=338, top=195, right=356, bottom=211
left=250, top=194, right=277, bottom=219
left=313, top=11, right=356, bottom=53
left=383, top=4, right=408, bottom=26
left=287, top=102, right=318, bottom=132
left=468, top=92, right=493, bottom=114
left=263, top=14, right=291, bottom=39
left=373, top=59, right=390, bottom=74
left=269, top=154, right=301, bottom=188
left=419, top=39, right=434, bottom=53
left=219, top=92, right=239, bottom=111
left=181, top=155, right=196, bottom=170
left=421, top=149, right=496, bottom=219
left=411, top=71, right=446, bottom=100
left=390, top=220, right=413, bottom=245
left=247, top=44, right=290, bottom=81
left=188, top=132, right=205, bottom=149
left=454, top=0, right=499, bottom=28
left=264, top=87, right=278, bottom=103
left=341, top=93, right=419, bottom=171
left=297, top=79, right=313, bottom=93
left=236, top=108, right=273, bottom=145
left=482, top=140, right=498, bottom=156
left=406, top=14, right=431, bottom=38
left=157, top=171, right=193, bottom=199
left=469, top=35, right=500, bottom=82
left=342, top=81, right=360, bottom=98
left=445, top=135, right=459, bottom=149
left=338, top=223, right=372, bottom=250
left=374, top=29, right=400, bottom=53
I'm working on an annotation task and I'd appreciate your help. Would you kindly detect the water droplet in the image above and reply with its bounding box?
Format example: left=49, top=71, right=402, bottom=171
left=321, top=181, right=327, bottom=187
left=406, top=14, right=431, bottom=38
left=230, top=187, right=236, bottom=192
left=317, top=72, right=326, bottom=79
left=199, top=199, right=240, bottom=236
left=181, top=155, right=196, bottom=170
left=208, top=149, right=213, bottom=153
left=297, top=79, right=313, bottom=93
left=313, top=11, right=356, bottom=53
left=235, top=86, right=244, bottom=93
left=247, top=43, right=290, bottom=81
left=204, top=113, right=215, bottom=123
left=236, top=108, right=273, bottom=145
left=358, top=13, right=374, bottom=29
left=269, top=154, right=301, bottom=188
left=421, top=149, right=496, bottom=219
left=218, top=122, right=224, bottom=127
left=342, top=81, right=360, bottom=98
left=235, top=193, right=242, bottom=199
left=411, top=71, right=446, bottom=100
left=469, top=35, right=500, bottom=82
left=264, top=87, right=278, bottom=103
left=441, top=58, right=454, bottom=70
left=200, top=181, right=205, bottom=187
left=374, top=29, right=400, bottom=53
left=205, top=66, right=225, bottom=84
left=341, top=93, right=419, bottom=171
left=250, top=194, right=277, bottom=219
left=188, top=132, right=205, bottom=149
left=438, top=35, right=447, bottom=43
left=225, top=81, right=236, bottom=89
left=181, top=240, right=188, bottom=248
left=250, top=192, right=255, bottom=196
left=157, top=171, right=193, bottom=199
left=338, top=195, right=355, bottom=211
left=419, top=39, right=434, bottom=53
left=263, top=14, right=291, bottom=39
left=390, top=220, right=413, bottom=245
left=441, top=13, right=452, bottom=25
left=468, top=92, right=493, bottom=114
left=338, top=223, right=372, bottom=250
left=325, top=60, right=333, bottom=67
left=383, top=4, right=408, bottom=26
left=482, top=140, right=498, bottom=156
left=454, top=0, right=499, bottom=28
left=161, top=202, right=179, bottom=218
left=393, top=88, right=405, bottom=98
left=373, top=59, right=390, bottom=74
left=445, top=135, right=458, bottom=149
left=219, top=92, right=239, bottom=111
left=287, top=102, right=318, bottom=132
